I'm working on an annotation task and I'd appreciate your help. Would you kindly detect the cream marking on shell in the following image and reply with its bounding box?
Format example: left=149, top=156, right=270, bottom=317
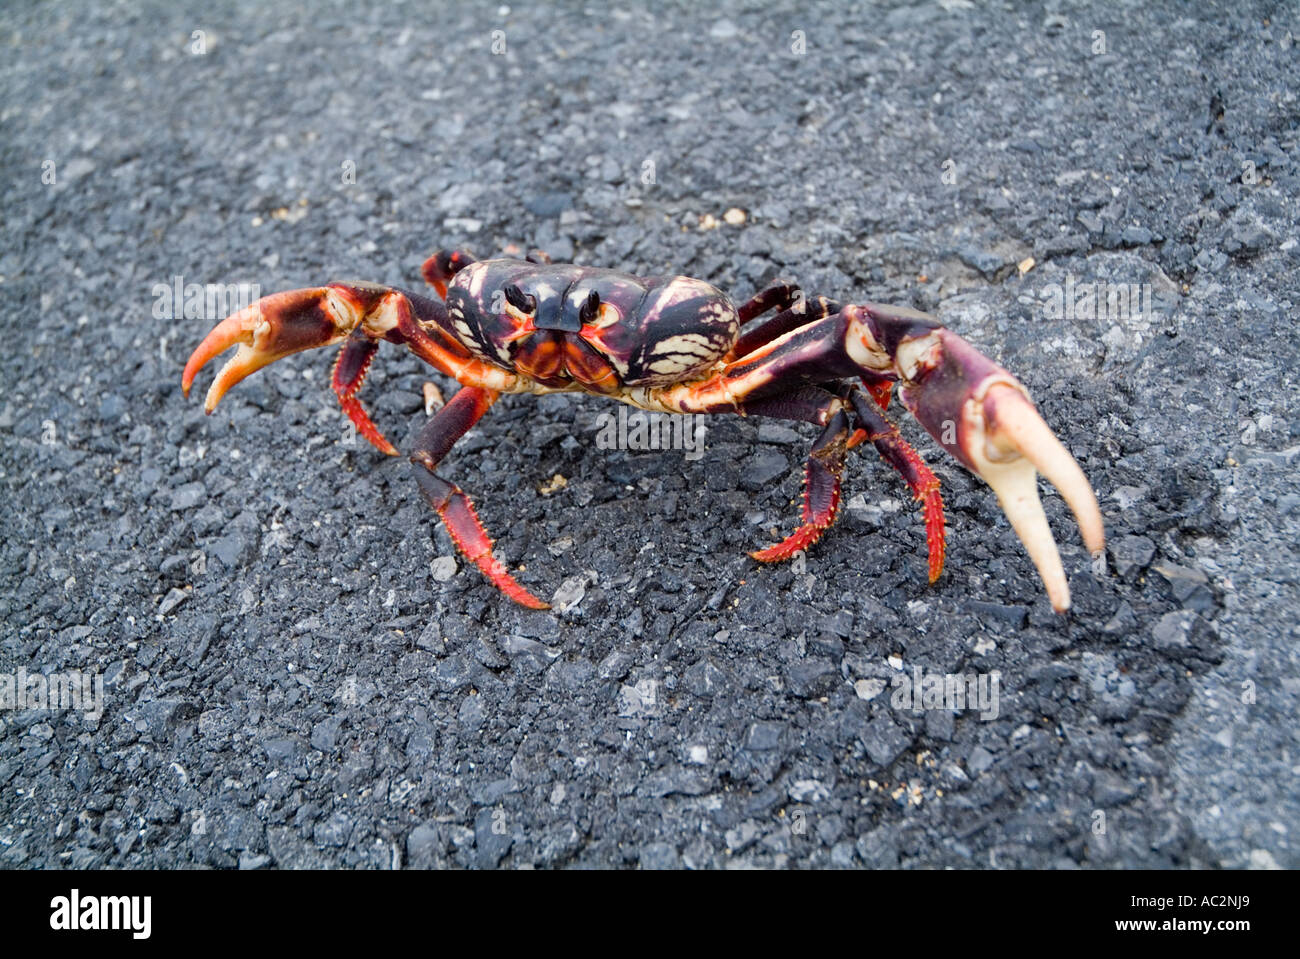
left=461, top=261, right=489, bottom=300
left=647, top=277, right=715, bottom=315
left=648, top=332, right=722, bottom=362
left=598, top=345, right=630, bottom=379
left=698, top=300, right=739, bottom=329
left=452, top=318, right=476, bottom=342
left=647, top=354, right=706, bottom=376
left=528, top=280, right=561, bottom=304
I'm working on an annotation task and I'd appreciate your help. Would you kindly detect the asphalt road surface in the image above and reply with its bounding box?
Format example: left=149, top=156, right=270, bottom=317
left=1, top=1, right=1297, bottom=868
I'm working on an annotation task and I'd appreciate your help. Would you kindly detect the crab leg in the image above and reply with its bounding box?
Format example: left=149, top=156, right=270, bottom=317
left=333, top=329, right=397, bottom=455
left=421, top=248, right=478, bottom=299
left=730, top=293, right=843, bottom=361
left=411, top=386, right=549, bottom=610
left=654, top=303, right=1103, bottom=611
left=735, top=282, right=802, bottom=325
left=740, top=388, right=852, bottom=562
left=736, top=385, right=946, bottom=580
left=846, top=389, right=946, bottom=582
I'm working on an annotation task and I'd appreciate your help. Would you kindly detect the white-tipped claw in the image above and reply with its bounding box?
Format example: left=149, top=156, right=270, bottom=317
left=964, top=384, right=1106, bottom=613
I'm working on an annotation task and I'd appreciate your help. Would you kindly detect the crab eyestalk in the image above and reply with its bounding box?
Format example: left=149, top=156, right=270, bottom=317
left=846, top=305, right=1105, bottom=612
left=182, top=286, right=366, bottom=412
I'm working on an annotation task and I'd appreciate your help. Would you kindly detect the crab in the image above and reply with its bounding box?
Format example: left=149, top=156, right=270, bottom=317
left=182, top=248, right=1104, bottom=613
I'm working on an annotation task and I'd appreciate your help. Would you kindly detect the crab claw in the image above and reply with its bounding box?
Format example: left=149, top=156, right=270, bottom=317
left=182, top=286, right=364, bottom=412
left=850, top=306, right=1105, bottom=612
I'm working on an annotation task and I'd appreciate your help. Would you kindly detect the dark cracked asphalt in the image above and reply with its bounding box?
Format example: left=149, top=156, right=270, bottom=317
left=1, top=0, right=1297, bottom=870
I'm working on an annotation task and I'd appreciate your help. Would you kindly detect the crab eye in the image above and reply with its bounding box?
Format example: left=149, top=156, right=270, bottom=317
left=503, top=283, right=536, bottom=314
left=578, top=289, right=600, bottom=325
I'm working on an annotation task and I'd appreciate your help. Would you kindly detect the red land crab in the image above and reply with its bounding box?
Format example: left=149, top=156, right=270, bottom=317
left=182, top=249, right=1104, bottom=612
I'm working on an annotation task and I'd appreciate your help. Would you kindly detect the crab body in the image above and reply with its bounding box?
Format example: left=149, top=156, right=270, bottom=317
left=445, top=260, right=738, bottom=393
left=183, top=248, right=1104, bottom=613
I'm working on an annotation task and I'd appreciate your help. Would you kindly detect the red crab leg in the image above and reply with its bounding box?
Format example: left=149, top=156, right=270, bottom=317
left=739, top=386, right=945, bottom=581
left=740, top=388, right=852, bottom=562
left=421, top=248, right=478, bottom=299
left=847, top=389, right=945, bottom=582
left=333, top=329, right=397, bottom=455
left=411, top=386, right=549, bottom=610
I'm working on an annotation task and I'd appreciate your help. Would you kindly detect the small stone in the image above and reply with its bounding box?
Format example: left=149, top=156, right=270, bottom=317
left=1102, top=600, right=1139, bottom=635
left=639, top=842, right=680, bottom=869
left=861, top=716, right=909, bottom=767
left=740, top=449, right=788, bottom=490
left=1152, top=609, right=1216, bottom=662
left=458, top=694, right=486, bottom=729
left=785, top=659, right=836, bottom=698
left=854, top=678, right=887, bottom=701
left=1110, top=535, right=1156, bottom=580
left=551, top=574, right=589, bottom=613
left=430, top=556, right=457, bottom=582
left=1248, top=849, right=1282, bottom=870
left=407, top=823, right=444, bottom=868
left=158, top=588, right=189, bottom=616
left=210, top=530, right=250, bottom=568
left=967, top=746, right=994, bottom=775
left=789, top=779, right=829, bottom=803
left=1093, top=770, right=1139, bottom=807
left=725, top=821, right=761, bottom=852
left=314, top=810, right=354, bottom=847
left=524, top=192, right=572, bottom=218
left=723, top=207, right=746, bottom=226
left=170, top=482, right=206, bottom=511
left=956, top=247, right=1005, bottom=278
left=757, top=422, right=802, bottom=444
left=1153, top=562, right=1212, bottom=608
left=474, top=807, right=514, bottom=868
left=709, top=19, right=738, bottom=39
left=965, top=599, right=1027, bottom=630
left=745, top=721, right=783, bottom=751
left=263, top=737, right=299, bottom=762
left=310, top=717, right=342, bottom=752
left=831, top=841, right=856, bottom=867
left=684, top=659, right=726, bottom=698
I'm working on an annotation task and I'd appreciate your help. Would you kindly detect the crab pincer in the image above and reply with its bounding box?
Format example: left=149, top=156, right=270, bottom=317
left=846, top=304, right=1105, bottom=612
